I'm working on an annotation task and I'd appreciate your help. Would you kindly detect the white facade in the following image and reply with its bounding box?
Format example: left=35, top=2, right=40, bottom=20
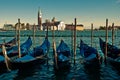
left=57, top=21, right=65, bottom=30
left=50, top=21, right=65, bottom=30
left=51, top=26, right=57, bottom=30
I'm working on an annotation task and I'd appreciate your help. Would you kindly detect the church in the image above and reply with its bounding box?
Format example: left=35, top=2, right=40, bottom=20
left=37, top=9, right=66, bottom=31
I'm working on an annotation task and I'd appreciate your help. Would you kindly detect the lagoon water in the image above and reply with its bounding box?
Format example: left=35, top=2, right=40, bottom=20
left=0, top=30, right=120, bottom=80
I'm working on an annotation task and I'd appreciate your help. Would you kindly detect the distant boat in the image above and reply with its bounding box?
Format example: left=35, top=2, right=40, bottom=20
left=99, top=38, right=120, bottom=67
left=54, top=39, right=71, bottom=70
left=78, top=40, right=102, bottom=67
left=9, top=37, right=50, bottom=69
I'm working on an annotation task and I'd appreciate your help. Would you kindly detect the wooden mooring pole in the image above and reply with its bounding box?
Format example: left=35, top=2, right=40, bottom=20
left=46, top=21, right=49, bottom=65
left=112, top=23, right=114, bottom=46
left=105, top=19, right=108, bottom=65
left=53, top=41, right=58, bottom=69
left=18, top=19, right=21, bottom=58
left=71, top=23, right=74, bottom=62
left=52, top=22, right=55, bottom=42
left=15, top=24, right=17, bottom=45
left=33, top=24, right=36, bottom=49
left=74, top=18, right=77, bottom=65
left=91, top=23, right=93, bottom=47
left=2, top=45, right=11, bottom=71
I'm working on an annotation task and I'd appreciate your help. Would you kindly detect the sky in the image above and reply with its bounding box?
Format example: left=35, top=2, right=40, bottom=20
left=0, top=0, right=120, bottom=29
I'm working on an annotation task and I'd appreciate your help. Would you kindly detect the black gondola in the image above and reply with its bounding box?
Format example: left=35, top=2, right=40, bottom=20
left=0, top=36, right=32, bottom=71
left=54, top=40, right=71, bottom=70
left=9, top=37, right=50, bottom=69
left=6, top=36, right=32, bottom=57
left=99, top=38, right=120, bottom=68
left=78, top=40, right=102, bottom=67
left=0, top=37, right=18, bottom=48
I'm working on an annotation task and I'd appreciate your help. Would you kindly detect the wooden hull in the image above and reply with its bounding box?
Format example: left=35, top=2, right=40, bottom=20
left=0, top=61, right=7, bottom=72
left=7, top=36, right=32, bottom=57
left=0, top=37, right=18, bottom=48
left=0, top=61, right=12, bottom=73
left=54, top=60, right=70, bottom=71
left=107, top=57, right=120, bottom=72
left=99, top=38, right=120, bottom=59
left=99, top=38, right=120, bottom=67
left=10, top=56, right=46, bottom=69
left=0, top=37, right=18, bottom=56
left=79, top=40, right=101, bottom=66
left=84, top=58, right=101, bottom=68
left=9, top=38, right=50, bottom=70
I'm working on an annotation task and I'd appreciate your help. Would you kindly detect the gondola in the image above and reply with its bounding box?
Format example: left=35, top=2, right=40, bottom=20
left=99, top=38, right=120, bottom=68
left=0, top=37, right=18, bottom=48
left=78, top=40, right=102, bottom=67
left=0, top=37, right=18, bottom=55
left=0, top=36, right=32, bottom=71
left=9, top=37, right=50, bottom=69
left=99, top=38, right=120, bottom=59
left=54, top=39, right=71, bottom=70
left=6, top=36, right=32, bottom=57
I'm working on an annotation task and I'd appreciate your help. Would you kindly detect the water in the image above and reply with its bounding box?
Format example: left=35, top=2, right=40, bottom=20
left=0, top=30, right=120, bottom=80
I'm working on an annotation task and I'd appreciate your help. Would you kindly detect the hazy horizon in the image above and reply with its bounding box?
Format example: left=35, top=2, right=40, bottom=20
left=0, top=0, right=120, bottom=29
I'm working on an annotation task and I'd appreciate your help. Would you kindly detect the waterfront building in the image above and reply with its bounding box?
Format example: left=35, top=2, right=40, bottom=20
left=3, top=24, right=14, bottom=30
left=51, top=17, right=65, bottom=30
left=65, top=24, right=84, bottom=31
left=52, top=21, right=65, bottom=30
left=42, top=17, right=65, bottom=31
left=14, top=22, right=26, bottom=30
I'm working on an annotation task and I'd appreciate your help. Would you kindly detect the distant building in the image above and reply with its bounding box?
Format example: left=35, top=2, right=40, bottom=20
left=57, top=21, right=65, bottom=30
left=15, top=22, right=26, bottom=30
left=42, top=21, right=65, bottom=31
left=3, top=24, right=14, bottom=30
left=99, top=25, right=120, bottom=30
left=65, top=24, right=84, bottom=31
left=42, top=17, right=65, bottom=31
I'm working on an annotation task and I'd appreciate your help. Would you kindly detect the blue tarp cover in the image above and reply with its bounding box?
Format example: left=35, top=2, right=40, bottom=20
left=14, top=55, right=34, bottom=62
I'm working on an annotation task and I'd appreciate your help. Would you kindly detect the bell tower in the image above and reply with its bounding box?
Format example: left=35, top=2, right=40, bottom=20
left=38, top=8, right=42, bottom=30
